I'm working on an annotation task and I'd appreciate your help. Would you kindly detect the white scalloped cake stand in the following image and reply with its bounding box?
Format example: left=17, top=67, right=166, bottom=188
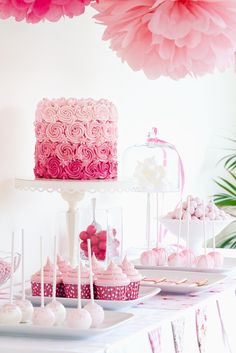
left=15, top=178, right=133, bottom=266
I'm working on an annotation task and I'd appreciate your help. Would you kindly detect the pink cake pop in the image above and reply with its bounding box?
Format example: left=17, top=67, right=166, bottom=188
left=140, top=250, right=157, bottom=266
left=196, top=201, right=214, bottom=269
left=168, top=200, right=186, bottom=267
left=32, top=237, right=55, bottom=327
left=84, top=239, right=104, bottom=328
left=46, top=236, right=66, bottom=325
left=153, top=193, right=168, bottom=266
left=0, top=232, right=22, bottom=324
left=208, top=203, right=224, bottom=268
left=179, top=196, right=196, bottom=267
left=14, top=229, right=34, bottom=323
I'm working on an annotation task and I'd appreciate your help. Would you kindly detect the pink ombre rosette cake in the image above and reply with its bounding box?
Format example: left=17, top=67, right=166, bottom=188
left=121, top=256, right=142, bottom=300
left=94, top=261, right=130, bottom=301
left=34, top=97, right=118, bottom=180
left=31, top=257, right=64, bottom=297
left=63, top=263, right=90, bottom=299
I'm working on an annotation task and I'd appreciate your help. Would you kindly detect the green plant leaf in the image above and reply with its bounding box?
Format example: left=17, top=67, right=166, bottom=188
left=219, top=177, right=236, bottom=194
left=214, top=179, right=236, bottom=197
left=217, top=233, right=236, bottom=248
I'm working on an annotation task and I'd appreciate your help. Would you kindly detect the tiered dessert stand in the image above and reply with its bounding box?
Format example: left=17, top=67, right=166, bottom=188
left=15, top=178, right=134, bottom=266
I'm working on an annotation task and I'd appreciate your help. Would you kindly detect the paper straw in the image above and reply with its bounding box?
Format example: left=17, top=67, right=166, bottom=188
left=156, top=193, right=159, bottom=248
left=52, top=236, right=57, bottom=301
left=40, top=236, right=44, bottom=308
left=9, top=232, right=15, bottom=304
left=146, top=193, right=151, bottom=250
left=21, top=229, right=25, bottom=301
left=202, top=200, right=207, bottom=256
left=177, top=199, right=183, bottom=254
left=87, top=239, right=94, bottom=304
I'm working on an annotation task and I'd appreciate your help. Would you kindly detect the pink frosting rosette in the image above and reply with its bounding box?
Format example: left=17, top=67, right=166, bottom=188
left=93, top=99, right=111, bottom=120
left=121, top=256, right=142, bottom=283
left=58, top=105, right=76, bottom=124
left=96, top=142, right=112, bottom=161
left=36, top=99, right=58, bottom=123
left=75, top=99, right=95, bottom=121
left=55, top=142, right=75, bottom=166
left=102, top=121, right=117, bottom=140
left=97, top=161, right=110, bottom=179
left=35, top=141, right=56, bottom=164
left=65, top=160, right=84, bottom=179
left=84, top=161, right=99, bottom=179
left=77, top=144, right=95, bottom=165
left=85, top=120, right=101, bottom=141
left=31, top=257, right=62, bottom=284
left=34, top=161, right=45, bottom=178
left=45, top=122, right=65, bottom=143
left=35, top=122, right=46, bottom=142
left=64, top=263, right=90, bottom=285
left=66, top=122, right=85, bottom=144
left=95, top=261, right=130, bottom=287
left=45, top=156, right=63, bottom=179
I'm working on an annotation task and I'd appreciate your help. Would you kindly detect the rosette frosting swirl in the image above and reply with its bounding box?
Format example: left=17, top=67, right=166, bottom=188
left=95, top=261, right=130, bottom=286
left=64, top=262, right=90, bottom=285
left=31, top=257, right=62, bottom=284
left=121, top=256, right=142, bottom=282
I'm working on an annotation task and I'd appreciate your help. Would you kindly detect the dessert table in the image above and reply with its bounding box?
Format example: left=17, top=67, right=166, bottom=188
left=0, top=275, right=236, bottom=353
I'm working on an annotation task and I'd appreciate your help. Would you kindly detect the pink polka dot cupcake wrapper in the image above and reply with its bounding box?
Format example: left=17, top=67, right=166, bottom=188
left=94, top=285, right=126, bottom=301
left=31, top=282, right=64, bottom=297
left=64, top=283, right=90, bottom=299
left=126, top=281, right=140, bottom=300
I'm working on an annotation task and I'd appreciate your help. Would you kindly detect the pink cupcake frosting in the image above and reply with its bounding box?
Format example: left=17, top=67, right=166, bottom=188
left=95, top=261, right=130, bottom=287
left=91, top=254, right=104, bottom=276
left=121, top=256, right=142, bottom=282
left=31, top=257, right=62, bottom=284
left=64, top=263, right=90, bottom=285
left=57, top=255, right=72, bottom=275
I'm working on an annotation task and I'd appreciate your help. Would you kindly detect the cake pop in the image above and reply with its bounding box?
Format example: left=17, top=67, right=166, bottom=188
left=32, top=237, right=55, bottom=327
left=168, top=199, right=186, bottom=267
left=208, top=203, right=224, bottom=268
left=140, top=250, right=157, bottom=266
left=153, top=193, right=168, bottom=266
left=0, top=232, right=22, bottom=324
left=196, top=201, right=214, bottom=269
left=46, top=236, right=66, bottom=325
left=14, top=229, right=34, bottom=323
left=84, top=239, right=104, bottom=328
left=67, top=234, right=92, bottom=330
left=179, top=196, right=196, bottom=267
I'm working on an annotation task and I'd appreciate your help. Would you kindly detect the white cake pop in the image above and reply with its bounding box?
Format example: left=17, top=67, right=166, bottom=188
left=14, top=229, right=34, bottom=323
left=84, top=240, right=104, bottom=328
left=0, top=232, right=22, bottom=325
left=32, top=237, right=55, bottom=327
left=46, top=236, right=66, bottom=325
left=67, top=237, right=92, bottom=330
left=0, top=303, right=22, bottom=325
left=140, top=250, right=157, bottom=266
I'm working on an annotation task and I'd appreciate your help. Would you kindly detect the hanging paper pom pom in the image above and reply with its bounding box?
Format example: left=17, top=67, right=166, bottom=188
left=93, top=0, right=236, bottom=80
left=0, top=0, right=91, bottom=23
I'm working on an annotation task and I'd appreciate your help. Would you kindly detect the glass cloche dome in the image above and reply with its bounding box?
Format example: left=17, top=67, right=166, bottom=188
left=122, top=127, right=183, bottom=192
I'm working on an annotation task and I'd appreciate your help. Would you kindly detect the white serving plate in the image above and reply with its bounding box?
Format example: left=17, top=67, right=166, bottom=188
left=22, top=286, right=161, bottom=310
left=132, top=256, right=236, bottom=274
left=139, top=269, right=226, bottom=294
left=0, top=309, right=133, bottom=339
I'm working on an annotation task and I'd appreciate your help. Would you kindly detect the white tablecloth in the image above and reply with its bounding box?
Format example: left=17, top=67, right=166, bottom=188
left=1, top=277, right=236, bottom=353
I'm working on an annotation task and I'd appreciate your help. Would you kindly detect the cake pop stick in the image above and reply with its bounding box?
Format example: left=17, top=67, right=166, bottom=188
left=146, top=193, right=151, bottom=250
left=156, top=193, right=159, bottom=249
left=177, top=199, right=183, bottom=254
left=152, top=192, right=167, bottom=266
left=180, top=196, right=196, bottom=267
left=208, top=199, right=224, bottom=268
left=46, top=236, right=66, bottom=325
left=15, top=229, right=34, bottom=323
left=0, top=232, right=22, bottom=324
left=84, top=239, right=104, bottom=327
left=32, top=237, right=55, bottom=326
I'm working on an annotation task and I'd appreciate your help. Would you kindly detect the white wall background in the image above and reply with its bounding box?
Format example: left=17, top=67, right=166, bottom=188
left=0, top=7, right=236, bottom=280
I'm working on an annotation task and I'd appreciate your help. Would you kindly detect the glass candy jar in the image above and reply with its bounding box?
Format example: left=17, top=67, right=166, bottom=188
left=123, top=127, right=183, bottom=192
left=78, top=201, right=123, bottom=263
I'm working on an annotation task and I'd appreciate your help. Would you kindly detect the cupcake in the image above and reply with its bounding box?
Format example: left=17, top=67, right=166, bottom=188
left=94, top=261, right=130, bottom=301
left=31, top=257, right=64, bottom=297
left=91, top=253, right=104, bottom=279
left=63, top=262, right=90, bottom=299
left=57, top=255, right=72, bottom=297
left=121, top=256, right=142, bottom=300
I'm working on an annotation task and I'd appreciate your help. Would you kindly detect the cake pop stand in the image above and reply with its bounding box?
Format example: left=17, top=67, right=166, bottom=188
left=15, top=178, right=133, bottom=266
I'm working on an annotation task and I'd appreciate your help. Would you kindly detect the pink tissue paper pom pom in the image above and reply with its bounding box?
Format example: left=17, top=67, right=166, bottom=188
left=93, top=0, right=236, bottom=80
left=0, top=0, right=92, bottom=23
